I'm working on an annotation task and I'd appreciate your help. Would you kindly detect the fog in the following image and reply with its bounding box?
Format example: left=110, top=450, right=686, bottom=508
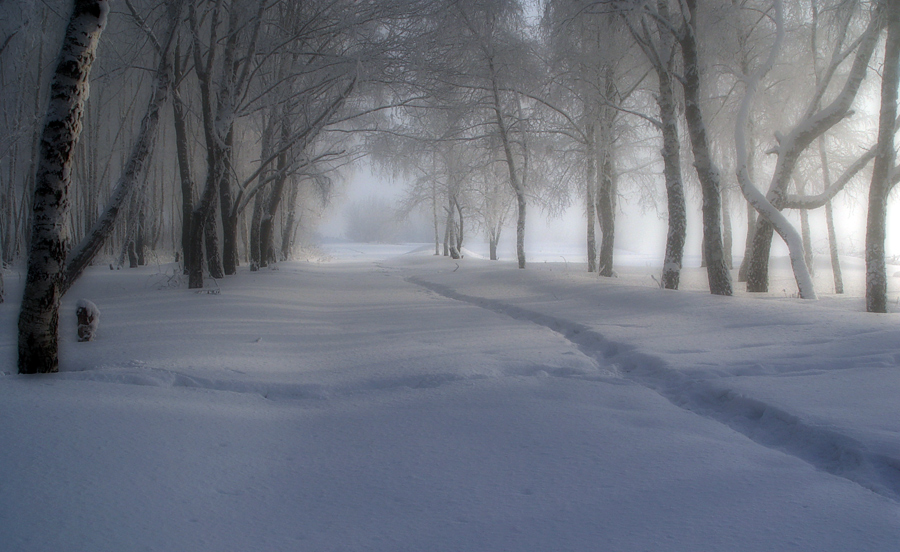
left=4, top=0, right=900, bottom=317
left=319, top=165, right=899, bottom=266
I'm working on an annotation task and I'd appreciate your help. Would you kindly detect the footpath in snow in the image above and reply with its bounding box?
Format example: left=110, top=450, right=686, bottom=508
left=0, top=244, right=898, bottom=551
left=391, top=250, right=900, bottom=502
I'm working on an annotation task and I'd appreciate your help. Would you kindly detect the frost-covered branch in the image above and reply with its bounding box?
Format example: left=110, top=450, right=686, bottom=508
left=734, top=0, right=816, bottom=299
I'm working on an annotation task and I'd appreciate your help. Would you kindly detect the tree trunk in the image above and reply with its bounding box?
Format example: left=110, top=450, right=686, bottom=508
left=205, top=202, right=224, bottom=279
left=172, top=85, right=193, bottom=274
left=443, top=204, right=451, bottom=257
left=514, top=192, right=526, bottom=268
left=187, top=0, right=224, bottom=288
left=733, top=0, right=816, bottom=299
left=817, top=138, right=843, bottom=294
left=680, top=0, right=733, bottom=296
left=249, top=190, right=264, bottom=271
left=122, top=189, right=140, bottom=268
left=432, top=179, right=440, bottom=255
left=444, top=196, right=457, bottom=258
left=825, top=200, right=843, bottom=294
left=18, top=0, right=108, bottom=374
left=585, top=124, right=597, bottom=273
left=722, top=187, right=733, bottom=270
left=745, top=220, right=773, bottom=291
left=220, top=125, right=238, bottom=275
left=259, top=134, right=290, bottom=266
left=280, top=180, right=301, bottom=260
left=127, top=240, right=138, bottom=269
left=187, top=192, right=212, bottom=289
left=488, top=55, right=526, bottom=269
left=596, top=149, right=615, bottom=277
left=865, top=0, right=900, bottom=313
left=0, top=225, right=5, bottom=303
left=489, top=226, right=500, bottom=261
left=738, top=200, right=756, bottom=282
left=455, top=199, right=464, bottom=254
left=745, top=5, right=883, bottom=292
left=655, top=40, right=686, bottom=289
left=596, top=66, right=617, bottom=278
left=799, top=207, right=813, bottom=274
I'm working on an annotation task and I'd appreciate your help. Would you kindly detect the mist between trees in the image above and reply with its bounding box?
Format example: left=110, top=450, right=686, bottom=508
left=2, top=0, right=899, bottom=373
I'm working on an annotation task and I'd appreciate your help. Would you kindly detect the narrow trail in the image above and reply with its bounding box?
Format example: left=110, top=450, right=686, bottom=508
left=405, top=274, right=900, bottom=504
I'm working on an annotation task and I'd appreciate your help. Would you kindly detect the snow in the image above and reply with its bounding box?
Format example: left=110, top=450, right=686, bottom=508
left=2, top=244, right=900, bottom=551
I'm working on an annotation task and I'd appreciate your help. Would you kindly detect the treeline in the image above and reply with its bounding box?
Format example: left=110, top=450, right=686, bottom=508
left=2, top=0, right=898, bottom=373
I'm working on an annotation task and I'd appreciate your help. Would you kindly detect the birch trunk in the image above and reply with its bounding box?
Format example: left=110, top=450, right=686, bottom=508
left=280, top=180, right=301, bottom=261
left=18, top=0, right=108, bottom=374
left=656, top=43, right=685, bottom=289
left=488, top=55, right=526, bottom=269
left=745, top=5, right=883, bottom=292
left=825, top=200, right=843, bottom=294
left=738, top=200, right=756, bottom=282
left=249, top=191, right=264, bottom=271
left=585, top=124, right=597, bottom=273
left=596, top=149, right=615, bottom=277
left=172, top=44, right=193, bottom=275
left=432, top=178, right=440, bottom=256
left=679, top=0, right=732, bottom=296
left=489, top=227, right=500, bottom=261
left=205, top=202, right=224, bottom=279
left=797, top=179, right=814, bottom=276
left=187, top=0, right=223, bottom=288
left=259, top=117, right=291, bottom=267
left=865, top=0, right=900, bottom=313
left=733, top=0, right=816, bottom=299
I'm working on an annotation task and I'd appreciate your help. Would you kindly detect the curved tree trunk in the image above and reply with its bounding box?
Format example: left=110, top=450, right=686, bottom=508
left=733, top=0, right=816, bottom=299
left=745, top=5, right=883, bottom=292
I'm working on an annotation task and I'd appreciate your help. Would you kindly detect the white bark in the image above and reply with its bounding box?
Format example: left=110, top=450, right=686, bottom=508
left=734, top=0, right=816, bottom=299
left=865, top=0, right=900, bottom=313
left=18, top=0, right=109, bottom=373
left=745, top=3, right=884, bottom=290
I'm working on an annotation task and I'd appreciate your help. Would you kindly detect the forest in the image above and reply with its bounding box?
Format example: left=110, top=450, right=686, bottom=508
left=2, top=0, right=899, bottom=374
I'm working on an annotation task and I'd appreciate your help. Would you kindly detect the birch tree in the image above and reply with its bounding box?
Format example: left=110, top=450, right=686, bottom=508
left=433, top=0, right=535, bottom=268
left=742, top=0, right=884, bottom=293
left=865, top=0, right=900, bottom=313
left=19, top=0, right=181, bottom=373
left=18, top=0, right=109, bottom=374
left=623, top=0, right=687, bottom=289
left=733, top=0, right=817, bottom=299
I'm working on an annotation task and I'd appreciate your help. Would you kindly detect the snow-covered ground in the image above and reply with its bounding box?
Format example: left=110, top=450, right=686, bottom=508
left=2, top=243, right=899, bottom=551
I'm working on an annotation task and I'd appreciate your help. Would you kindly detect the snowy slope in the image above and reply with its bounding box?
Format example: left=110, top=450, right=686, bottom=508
left=1, top=245, right=899, bottom=551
